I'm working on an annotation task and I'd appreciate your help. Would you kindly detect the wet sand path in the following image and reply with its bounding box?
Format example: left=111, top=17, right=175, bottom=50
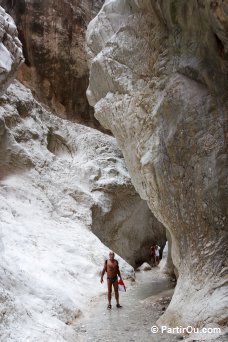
left=75, top=268, right=179, bottom=342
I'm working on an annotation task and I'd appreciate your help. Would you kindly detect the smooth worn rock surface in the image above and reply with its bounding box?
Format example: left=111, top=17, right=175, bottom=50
left=0, top=79, right=164, bottom=258
left=0, top=0, right=105, bottom=129
left=161, top=231, right=177, bottom=279
left=87, top=0, right=228, bottom=330
left=0, top=80, right=167, bottom=340
left=0, top=6, right=23, bottom=96
left=0, top=79, right=166, bottom=268
left=91, top=184, right=166, bottom=268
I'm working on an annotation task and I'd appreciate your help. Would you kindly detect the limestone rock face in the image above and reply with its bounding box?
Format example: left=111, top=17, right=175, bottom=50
left=91, top=190, right=166, bottom=268
left=87, top=0, right=228, bottom=329
left=0, top=6, right=23, bottom=96
left=0, top=0, right=104, bottom=128
left=160, top=230, right=177, bottom=279
left=0, top=79, right=165, bottom=267
left=0, top=80, right=165, bottom=339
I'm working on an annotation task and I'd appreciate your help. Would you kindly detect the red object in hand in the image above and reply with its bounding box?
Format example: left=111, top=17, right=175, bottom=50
left=118, top=279, right=126, bottom=292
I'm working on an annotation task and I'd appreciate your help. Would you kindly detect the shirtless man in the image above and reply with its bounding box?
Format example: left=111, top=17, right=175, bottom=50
left=100, top=251, right=122, bottom=309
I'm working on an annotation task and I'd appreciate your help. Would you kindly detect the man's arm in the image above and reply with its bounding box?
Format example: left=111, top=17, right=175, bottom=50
left=117, top=261, right=122, bottom=279
left=100, top=261, right=107, bottom=283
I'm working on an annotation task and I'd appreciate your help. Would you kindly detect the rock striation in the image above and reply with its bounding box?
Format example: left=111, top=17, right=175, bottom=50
left=0, top=0, right=104, bottom=128
left=0, top=6, right=23, bottom=96
left=87, top=0, right=228, bottom=330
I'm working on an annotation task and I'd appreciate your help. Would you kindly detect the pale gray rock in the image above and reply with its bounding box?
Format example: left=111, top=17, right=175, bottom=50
left=0, top=6, right=23, bottom=96
left=0, top=80, right=163, bottom=340
left=91, top=188, right=166, bottom=268
left=0, top=79, right=166, bottom=267
left=87, top=0, right=228, bottom=330
left=160, top=230, right=177, bottom=279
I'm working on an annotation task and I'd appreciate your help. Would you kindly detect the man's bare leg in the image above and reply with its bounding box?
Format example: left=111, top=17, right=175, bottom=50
left=107, top=279, right=112, bottom=306
left=113, top=281, right=120, bottom=306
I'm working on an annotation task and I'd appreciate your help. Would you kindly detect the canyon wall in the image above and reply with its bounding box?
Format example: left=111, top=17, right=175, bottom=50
left=0, top=6, right=24, bottom=177
left=0, top=0, right=167, bottom=268
left=0, top=6, right=23, bottom=96
left=0, top=0, right=105, bottom=129
left=0, top=84, right=128, bottom=342
left=87, top=0, right=228, bottom=329
left=0, top=76, right=166, bottom=268
left=0, top=77, right=162, bottom=269
left=0, top=5, right=167, bottom=338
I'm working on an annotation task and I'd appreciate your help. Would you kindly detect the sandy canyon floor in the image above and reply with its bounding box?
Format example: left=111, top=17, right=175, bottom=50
left=75, top=268, right=227, bottom=342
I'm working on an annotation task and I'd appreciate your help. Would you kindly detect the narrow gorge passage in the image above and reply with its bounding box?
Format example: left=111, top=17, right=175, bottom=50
left=75, top=268, right=227, bottom=342
left=0, top=1, right=227, bottom=340
left=75, top=269, right=176, bottom=342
